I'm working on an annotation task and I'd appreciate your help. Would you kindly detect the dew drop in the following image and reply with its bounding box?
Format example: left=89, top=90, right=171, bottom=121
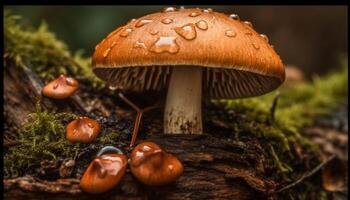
left=189, top=12, right=201, bottom=17
left=260, top=34, right=269, bottom=42
left=65, top=77, right=75, bottom=86
left=109, top=85, right=118, bottom=90
left=133, top=40, right=147, bottom=49
left=174, top=23, right=197, bottom=40
left=195, top=20, right=208, bottom=30
left=168, top=165, right=174, bottom=171
left=87, top=123, right=94, bottom=128
left=229, top=14, right=240, bottom=20
left=135, top=19, right=153, bottom=28
left=202, top=8, right=213, bottom=13
left=161, top=18, right=173, bottom=24
left=103, top=48, right=111, bottom=58
left=120, top=28, right=133, bottom=37
left=149, top=29, right=159, bottom=35
left=225, top=29, right=237, bottom=37
left=110, top=41, right=117, bottom=48
left=243, top=21, right=253, bottom=28
left=163, top=7, right=176, bottom=12
left=149, top=36, right=180, bottom=54
left=252, top=42, right=260, bottom=50
left=128, top=18, right=137, bottom=23
left=179, top=6, right=185, bottom=10
left=53, top=83, right=59, bottom=89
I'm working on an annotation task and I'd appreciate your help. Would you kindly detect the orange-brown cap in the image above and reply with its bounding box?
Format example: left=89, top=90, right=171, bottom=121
left=129, top=141, right=183, bottom=186
left=42, top=75, right=78, bottom=99
left=80, top=153, right=127, bottom=194
left=66, top=117, right=101, bottom=143
left=92, top=7, right=285, bottom=99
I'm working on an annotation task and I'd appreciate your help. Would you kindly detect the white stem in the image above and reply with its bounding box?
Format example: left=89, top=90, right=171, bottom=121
left=164, top=66, right=202, bottom=134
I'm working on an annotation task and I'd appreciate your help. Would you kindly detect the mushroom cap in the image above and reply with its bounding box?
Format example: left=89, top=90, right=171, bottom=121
left=80, top=153, right=127, bottom=194
left=92, top=7, right=285, bottom=99
left=66, top=117, right=101, bottom=143
left=129, top=141, right=183, bottom=186
left=42, top=75, right=78, bottom=99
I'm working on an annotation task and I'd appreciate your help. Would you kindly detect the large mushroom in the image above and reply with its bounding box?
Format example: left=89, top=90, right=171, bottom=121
left=92, top=7, right=285, bottom=134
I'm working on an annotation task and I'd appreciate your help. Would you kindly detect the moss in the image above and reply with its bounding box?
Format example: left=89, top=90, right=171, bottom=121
left=4, top=10, right=104, bottom=88
left=214, top=60, right=348, bottom=176
left=3, top=104, right=122, bottom=178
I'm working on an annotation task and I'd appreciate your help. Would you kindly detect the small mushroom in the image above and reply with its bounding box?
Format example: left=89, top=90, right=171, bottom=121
left=42, top=75, right=78, bottom=99
left=80, top=146, right=127, bottom=194
left=92, top=8, right=285, bottom=134
left=130, top=141, right=183, bottom=186
left=66, top=117, right=101, bottom=143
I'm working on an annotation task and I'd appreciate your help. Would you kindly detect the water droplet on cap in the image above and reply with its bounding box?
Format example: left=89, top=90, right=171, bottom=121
left=149, top=29, right=159, bottom=35
left=87, top=123, right=94, bottom=128
left=252, top=42, right=260, bottom=50
left=161, top=18, right=173, bottom=24
left=120, top=28, right=133, bottom=37
left=163, top=7, right=176, bottom=12
left=225, top=29, right=237, bottom=37
left=134, top=40, right=147, bottom=49
left=103, top=48, right=111, bottom=58
left=229, top=14, right=240, bottom=20
left=175, top=23, right=197, bottom=40
left=243, top=21, right=253, bottom=28
left=135, top=19, right=153, bottom=28
left=65, top=77, right=75, bottom=86
left=202, top=8, right=212, bottom=13
left=179, top=6, right=185, bottom=10
left=149, top=36, right=180, bottom=54
left=128, top=18, right=137, bottom=23
left=189, top=12, right=201, bottom=17
left=195, top=20, right=208, bottom=30
left=260, top=34, right=269, bottom=42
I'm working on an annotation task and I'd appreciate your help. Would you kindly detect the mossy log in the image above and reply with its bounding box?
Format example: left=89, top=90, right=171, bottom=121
left=4, top=10, right=348, bottom=200
left=5, top=134, right=275, bottom=200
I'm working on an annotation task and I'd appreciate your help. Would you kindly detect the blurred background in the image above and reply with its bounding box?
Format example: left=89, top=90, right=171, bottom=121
left=5, top=6, right=348, bottom=77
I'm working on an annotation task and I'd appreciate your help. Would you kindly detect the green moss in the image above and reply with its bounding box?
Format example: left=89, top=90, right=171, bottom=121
left=4, top=10, right=104, bottom=88
left=215, top=60, right=348, bottom=175
left=3, top=104, right=122, bottom=178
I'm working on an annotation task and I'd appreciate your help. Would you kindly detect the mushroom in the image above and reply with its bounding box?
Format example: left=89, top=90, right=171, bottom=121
left=129, top=141, right=183, bottom=186
left=42, top=75, right=78, bottom=99
left=92, top=7, right=285, bottom=134
left=80, top=146, right=127, bottom=194
left=66, top=117, right=101, bottom=143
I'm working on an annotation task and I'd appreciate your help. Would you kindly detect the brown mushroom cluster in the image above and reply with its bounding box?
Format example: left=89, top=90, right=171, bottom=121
left=39, top=6, right=285, bottom=195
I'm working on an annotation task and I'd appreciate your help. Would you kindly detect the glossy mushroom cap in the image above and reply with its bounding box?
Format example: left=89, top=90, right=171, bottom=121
left=92, top=7, right=285, bottom=98
left=42, top=75, right=78, bottom=99
left=80, top=153, right=127, bottom=194
left=130, top=141, right=183, bottom=186
left=66, top=117, right=101, bottom=143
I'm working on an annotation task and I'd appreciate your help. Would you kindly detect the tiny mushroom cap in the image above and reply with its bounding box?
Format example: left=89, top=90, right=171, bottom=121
left=66, top=117, right=101, bottom=143
left=42, top=75, right=78, bottom=99
left=80, top=146, right=127, bottom=194
left=129, top=141, right=183, bottom=186
left=92, top=7, right=285, bottom=134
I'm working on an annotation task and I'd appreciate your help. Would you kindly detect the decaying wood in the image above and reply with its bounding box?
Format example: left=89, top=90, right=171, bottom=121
left=4, top=134, right=275, bottom=200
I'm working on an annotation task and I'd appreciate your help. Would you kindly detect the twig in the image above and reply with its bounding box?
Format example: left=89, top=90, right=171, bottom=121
left=269, top=91, right=280, bottom=124
left=118, top=92, right=161, bottom=147
left=275, top=154, right=336, bottom=193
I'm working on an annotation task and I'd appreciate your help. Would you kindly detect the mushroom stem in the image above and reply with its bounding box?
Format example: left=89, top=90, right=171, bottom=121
left=164, top=66, right=202, bottom=134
